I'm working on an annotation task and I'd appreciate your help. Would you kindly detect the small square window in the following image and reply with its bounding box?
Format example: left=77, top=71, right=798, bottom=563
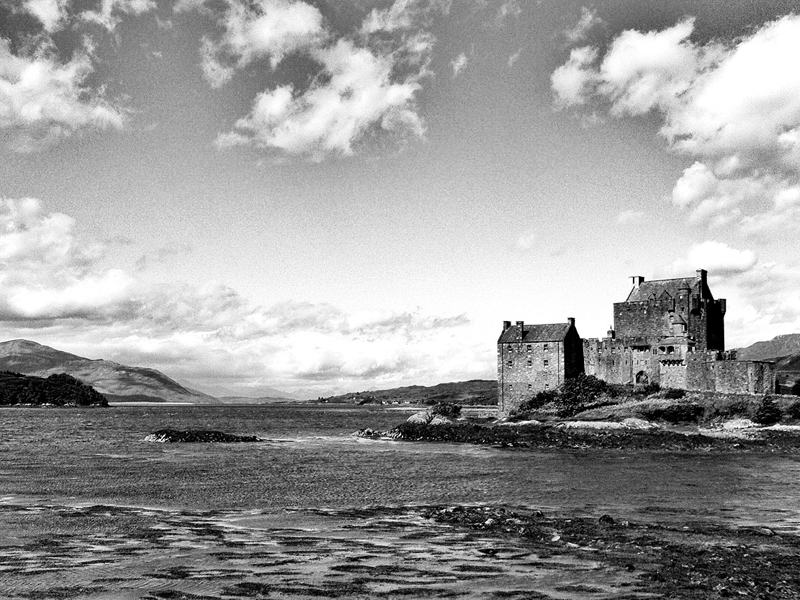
left=527, top=384, right=532, bottom=390
left=507, top=360, right=513, bottom=367
left=543, top=344, right=548, bottom=350
left=527, top=360, right=532, bottom=367
left=526, top=345, right=532, bottom=352
left=543, top=359, right=549, bottom=366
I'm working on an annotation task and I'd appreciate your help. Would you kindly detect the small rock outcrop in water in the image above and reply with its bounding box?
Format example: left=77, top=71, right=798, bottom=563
left=144, top=429, right=261, bottom=443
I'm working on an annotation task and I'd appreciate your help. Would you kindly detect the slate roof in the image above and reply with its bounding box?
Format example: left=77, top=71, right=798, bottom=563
left=625, top=277, right=698, bottom=302
left=498, top=323, right=572, bottom=344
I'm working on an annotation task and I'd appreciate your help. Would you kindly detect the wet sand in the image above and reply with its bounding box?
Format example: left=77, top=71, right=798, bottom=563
left=3, top=500, right=799, bottom=599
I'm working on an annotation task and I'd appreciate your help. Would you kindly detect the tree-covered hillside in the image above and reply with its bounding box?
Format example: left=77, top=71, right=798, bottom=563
left=0, top=371, right=108, bottom=407
left=317, top=380, right=497, bottom=405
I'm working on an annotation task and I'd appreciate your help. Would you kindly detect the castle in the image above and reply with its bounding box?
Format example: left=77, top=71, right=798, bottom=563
left=497, top=269, right=776, bottom=416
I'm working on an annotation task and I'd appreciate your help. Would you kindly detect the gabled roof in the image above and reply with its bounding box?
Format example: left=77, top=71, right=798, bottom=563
left=625, top=277, right=698, bottom=302
left=498, top=323, right=572, bottom=344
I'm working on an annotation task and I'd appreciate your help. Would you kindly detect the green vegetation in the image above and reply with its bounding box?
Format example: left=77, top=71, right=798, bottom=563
left=317, top=380, right=497, bottom=406
left=0, top=371, right=107, bottom=407
left=429, top=402, right=462, bottom=419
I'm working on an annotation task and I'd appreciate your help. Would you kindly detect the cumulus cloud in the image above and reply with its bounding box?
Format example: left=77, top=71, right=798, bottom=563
left=0, top=199, right=485, bottom=395
left=665, top=240, right=757, bottom=277
left=24, top=0, right=69, bottom=32
left=564, top=7, right=602, bottom=43
left=0, top=37, right=124, bottom=151
left=550, top=46, right=597, bottom=108
left=82, top=0, right=157, bottom=31
left=552, top=14, right=800, bottom=232
left=0, top=198, right=134, bottom=320
left=200, top=0, right=326, bottom=86
left=198, top=0, right=436, bottom=158
left=217, top=38, right=426, bottom=158
left=451, top=51, right=468, bottom=77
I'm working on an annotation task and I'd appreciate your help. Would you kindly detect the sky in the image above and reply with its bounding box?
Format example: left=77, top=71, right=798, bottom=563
left=1, top=0, right=800, bottom=398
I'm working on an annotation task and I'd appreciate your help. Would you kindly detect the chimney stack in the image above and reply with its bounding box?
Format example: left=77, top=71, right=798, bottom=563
left=631, top=275, right=645, bottom=287
left=567, top=317, right=575, bottom=328
left=503, top=320, right=511, bottom=331
left=516, top=321, right=524, bottom=342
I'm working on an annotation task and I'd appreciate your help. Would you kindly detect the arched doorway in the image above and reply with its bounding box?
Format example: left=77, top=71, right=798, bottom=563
left=635, top=371, right=649, bottom=385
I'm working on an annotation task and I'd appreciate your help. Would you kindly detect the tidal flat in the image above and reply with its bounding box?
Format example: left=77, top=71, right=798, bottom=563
left=3, top=404, right=800, bottom=599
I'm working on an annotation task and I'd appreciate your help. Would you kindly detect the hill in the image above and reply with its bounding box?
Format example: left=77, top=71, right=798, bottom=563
left=0, top=371, right=107, bottom=407
left=317, top=380, right=498, bottom=405
left=0, top=340, right=219, bottom=404
left=737, top=334, right=800, bottom=394
left=737, top=334, right=800, bottom=362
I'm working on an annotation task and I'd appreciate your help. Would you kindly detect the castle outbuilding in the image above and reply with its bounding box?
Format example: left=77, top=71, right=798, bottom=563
left=498, top=269, right=776, bottom=416
left=496, top=318, right=584, bottom=416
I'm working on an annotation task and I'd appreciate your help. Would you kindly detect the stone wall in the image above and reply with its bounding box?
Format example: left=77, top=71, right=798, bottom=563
left=497, top=341, right=565, bottom=415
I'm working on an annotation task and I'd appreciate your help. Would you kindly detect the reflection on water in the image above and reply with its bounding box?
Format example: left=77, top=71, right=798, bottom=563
left=2, top=404, right=800, bottom=531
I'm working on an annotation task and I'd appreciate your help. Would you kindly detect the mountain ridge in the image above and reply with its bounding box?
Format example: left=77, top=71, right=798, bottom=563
left=0, top=339, right=219, bottom=404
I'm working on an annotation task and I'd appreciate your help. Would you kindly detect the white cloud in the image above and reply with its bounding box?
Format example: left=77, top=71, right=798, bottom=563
left=553, top=15, right=800, bottom=232
left=217, top=36, right=427, bottom=158
left=0, top=198, right=134, bottom=319
left=564, top=7, right=602, bottom=43
left=200, top=0, right=326, bottom=84
left=496, top=0, right=521, bottom=25
left=82, top=0, right=156, bottom=31
left=616, top=210, right=644, bottom=224
left=0, top=199, right=486, bottom=395
left=0, top=39, right=124, bottom=151
left=451, top=52, right=468, bottom=77
left=24, top=0, right=68, bottom=32
left=361, top=0, right=451, bottom=35
left=666, top=240, right=757, bottom=277
left=550, top=46, right=597, bottom=108
left=201, top=0, right=436, bottom=158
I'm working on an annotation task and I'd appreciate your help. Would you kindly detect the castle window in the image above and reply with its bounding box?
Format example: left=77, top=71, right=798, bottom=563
left=652, top=348, right=657, bottom=354
left=507, top=360, right=513, bottom=367
left=667, top=346, right=675, bottom=354
left=508, top=384, right=513, bottom=390
left=527, top=384, right=532, bottom=390
left=543, top=359, right=549, bottom=366
left=526, top=344, right=532, bottom=352
left=543, top=344, right=549, bottom=350
left=527, top=360, right=532, bottom=367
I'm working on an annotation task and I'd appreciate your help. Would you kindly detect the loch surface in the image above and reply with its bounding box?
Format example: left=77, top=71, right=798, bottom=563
left=3, top=404, right=800, bottom=599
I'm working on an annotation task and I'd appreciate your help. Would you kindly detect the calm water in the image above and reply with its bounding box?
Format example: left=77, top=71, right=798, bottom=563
left=2, top=403, right=800, bottom=530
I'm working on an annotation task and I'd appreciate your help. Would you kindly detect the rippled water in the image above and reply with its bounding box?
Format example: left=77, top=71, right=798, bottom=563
left=2, top=403, right=800, bottom=530
left=3, top=404, right=800, bottom=599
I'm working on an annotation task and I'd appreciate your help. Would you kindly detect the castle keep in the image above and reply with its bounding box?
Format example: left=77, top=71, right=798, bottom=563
left=498, top=269, right=776, bottom=415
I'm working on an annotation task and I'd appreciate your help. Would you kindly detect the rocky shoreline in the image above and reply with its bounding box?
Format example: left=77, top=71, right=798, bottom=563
left=144, top=428, right=262, bottom=443
left=420, top=504, right=800, bottom=599
left=356, top=410, right=800, bottom=452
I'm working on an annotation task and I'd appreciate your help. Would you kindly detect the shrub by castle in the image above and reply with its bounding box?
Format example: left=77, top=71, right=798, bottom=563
left=497, top=269, right=776, bottom=416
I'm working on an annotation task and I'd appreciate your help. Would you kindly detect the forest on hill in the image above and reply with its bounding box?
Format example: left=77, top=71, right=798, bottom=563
left=0, top=371, right=108, bottom=407
left=316, top=380, right=497, bottom=405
